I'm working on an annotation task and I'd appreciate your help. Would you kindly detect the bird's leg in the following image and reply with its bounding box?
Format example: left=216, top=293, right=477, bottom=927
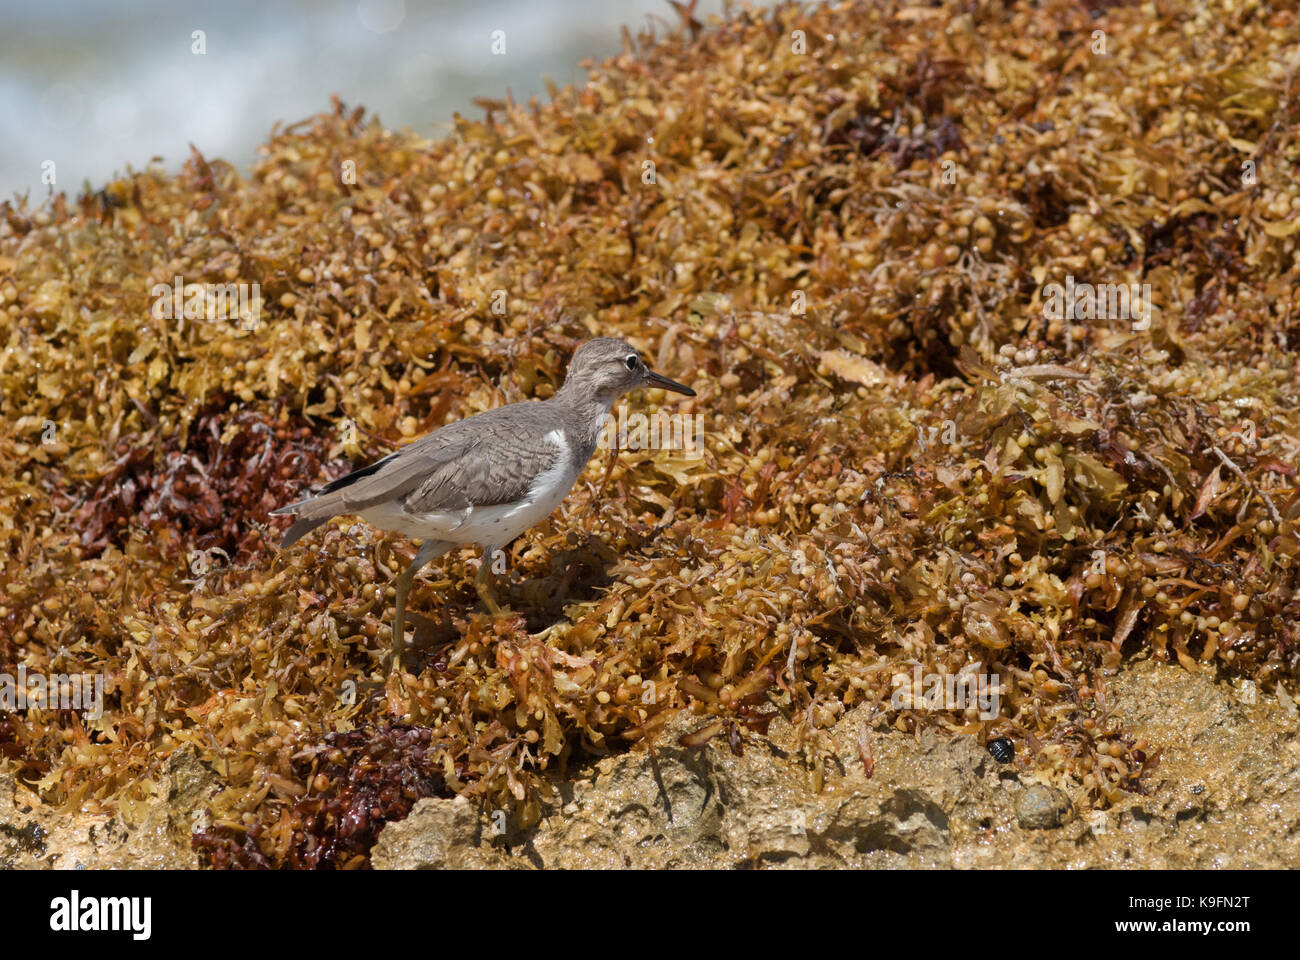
left=474, top=552, right=502, bottom=616
left=390, top=540, right=448, bottom=674
left=391, top=561, right=418, bottom=673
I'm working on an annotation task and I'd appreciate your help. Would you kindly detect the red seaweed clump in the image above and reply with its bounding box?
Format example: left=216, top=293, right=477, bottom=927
left=62, top=401, right=351, bottom=562
left=193, top=725, right=450, bottom=869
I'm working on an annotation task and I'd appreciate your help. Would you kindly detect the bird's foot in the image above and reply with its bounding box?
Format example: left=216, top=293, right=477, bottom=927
left=384, top=669, right=412, bottom=716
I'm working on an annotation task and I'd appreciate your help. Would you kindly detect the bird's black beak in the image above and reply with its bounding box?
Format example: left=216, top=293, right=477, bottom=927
left=646, top=368, right=696, bottom=397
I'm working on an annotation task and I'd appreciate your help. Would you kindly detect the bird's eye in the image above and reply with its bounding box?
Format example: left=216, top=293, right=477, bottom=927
left=624, top=355, right=639, bottom=371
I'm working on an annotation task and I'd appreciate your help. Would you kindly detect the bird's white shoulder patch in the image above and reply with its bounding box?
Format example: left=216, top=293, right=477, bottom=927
left=527, top=429, right=572, bottom=502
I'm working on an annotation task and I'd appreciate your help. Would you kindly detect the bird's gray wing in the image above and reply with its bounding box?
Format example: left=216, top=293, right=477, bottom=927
left=404, top=416, right=567, bottom=513
left=273, top=423, right=469, bottom=523
left=275, top=404, right=565, bottom=524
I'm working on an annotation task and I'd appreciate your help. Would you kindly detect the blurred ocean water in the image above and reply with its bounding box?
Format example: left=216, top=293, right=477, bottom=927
left=0, top=0, right=762, bottom=201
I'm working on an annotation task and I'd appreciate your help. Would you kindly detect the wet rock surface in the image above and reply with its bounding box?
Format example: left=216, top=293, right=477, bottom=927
left=378, top=660, right=1300, bottom=869
left=0, top=746, right=208, bottom=869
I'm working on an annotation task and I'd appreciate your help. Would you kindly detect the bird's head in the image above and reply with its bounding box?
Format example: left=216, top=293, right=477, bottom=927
left=559, top=337, right=696, bottom=406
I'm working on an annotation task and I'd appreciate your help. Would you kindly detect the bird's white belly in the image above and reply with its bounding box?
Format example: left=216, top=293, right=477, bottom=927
left=359, top=432, right=581, bottom=550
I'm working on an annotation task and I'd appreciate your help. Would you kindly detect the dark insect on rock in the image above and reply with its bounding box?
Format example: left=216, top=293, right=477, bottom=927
left=987, top=737, right=1015, bottom=764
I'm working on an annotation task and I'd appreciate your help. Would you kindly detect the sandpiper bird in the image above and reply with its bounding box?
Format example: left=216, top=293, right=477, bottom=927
left=272, top=337, right=695, bottom=673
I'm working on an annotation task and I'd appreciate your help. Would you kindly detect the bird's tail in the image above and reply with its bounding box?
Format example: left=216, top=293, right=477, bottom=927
left=271, top=452, right=400, bottom=548
left=275, top=513, right=332, bottom=549
left=271, top=492, right=345, bottom=548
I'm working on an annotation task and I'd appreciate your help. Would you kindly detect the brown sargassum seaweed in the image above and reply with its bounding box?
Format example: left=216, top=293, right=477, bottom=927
left=1, top=0, right=1298, bottom=867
